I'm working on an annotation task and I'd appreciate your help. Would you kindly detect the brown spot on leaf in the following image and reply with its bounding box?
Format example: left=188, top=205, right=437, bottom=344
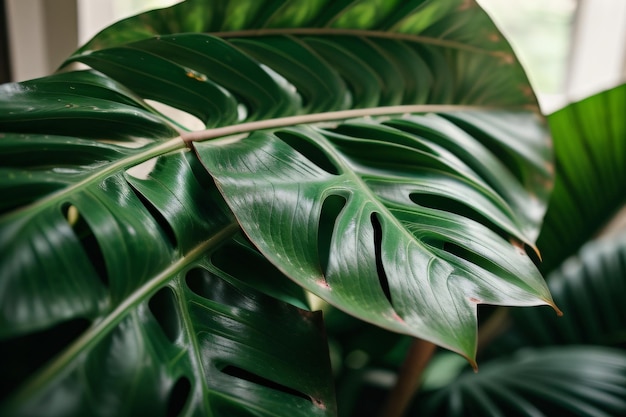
left=469, top=297, right=481, bottom=303
left=458, top=0, right=476, bottom=11
left=509, top=238, right=526, bottom=256
left=520, top=85, right=534, bottom=97
left=186, top=70, right=207, bottom=82
left=316, top=279, right=330, bottom=290
left=312, top=398, right=326, bottom=410
left=391, top=312, right=405, bottom=323
left=500, top=53, right=515, bottom=64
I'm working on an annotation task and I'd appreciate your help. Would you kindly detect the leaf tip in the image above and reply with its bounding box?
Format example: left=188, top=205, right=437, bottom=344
left=462, top=354, right=478, bottom=373
left=554, top=305, right=564, bottom=317
left=456, top=348, right=478, bottom=373
left=544, top=298, right=563, bottom=317
left=530, top=244, right=542, bottom=261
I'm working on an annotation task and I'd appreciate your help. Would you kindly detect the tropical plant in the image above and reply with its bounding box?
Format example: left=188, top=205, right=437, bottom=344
left=0, top=1, right=624, bottom=416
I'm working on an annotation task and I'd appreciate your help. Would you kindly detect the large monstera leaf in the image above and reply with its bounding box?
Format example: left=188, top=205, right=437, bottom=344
left=196, top=111, right=556, bottom=363
left=1, top=0, right=556, bottom=415
left=0, top=144, right=334, bottom=416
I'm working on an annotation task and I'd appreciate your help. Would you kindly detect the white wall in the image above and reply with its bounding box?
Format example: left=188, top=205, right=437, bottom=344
left=6, top=0, right=77, bottom=81
left=566, top=0, right=626, bottom=103
left=5, top=0, right=181, bottom=82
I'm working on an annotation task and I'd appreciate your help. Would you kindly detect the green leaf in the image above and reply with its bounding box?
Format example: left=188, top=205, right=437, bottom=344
left=0, top=139, right=332, bottom=415
left=537, top=83, right=626, bottom=273
left=73, top=0, right=535, bottom=109
left=490, top=232, right=626, bottom=354
left=1, top=252, right=335, bottom=417
left=0, top=71, right=178, bottom=140
left=0, top=0, right=555, bottom=413
left=415, top=346, right=626, bottom=417
left=196, top=110, right=556, bottom=364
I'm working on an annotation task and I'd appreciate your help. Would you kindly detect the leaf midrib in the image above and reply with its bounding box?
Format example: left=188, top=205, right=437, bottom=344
left=181, top=104, right=494, bottom=143
left=0, top=137, right=186, bottom=222
left=6, top=221, right=240, bottom=408
left=210, top=28, right=511, bottom=58
left=1, top=105, right=496, bottom=225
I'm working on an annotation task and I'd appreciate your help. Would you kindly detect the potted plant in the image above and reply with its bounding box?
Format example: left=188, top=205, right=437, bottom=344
left=1, top=1, right=624, bottom=416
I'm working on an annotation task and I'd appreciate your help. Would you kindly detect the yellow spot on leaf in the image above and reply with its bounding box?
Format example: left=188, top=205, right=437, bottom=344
left=185, top=70, right=207, bottom=82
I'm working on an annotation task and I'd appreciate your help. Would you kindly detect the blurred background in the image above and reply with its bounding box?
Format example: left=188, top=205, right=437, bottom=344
left=1, top=0, right=625, bottom=113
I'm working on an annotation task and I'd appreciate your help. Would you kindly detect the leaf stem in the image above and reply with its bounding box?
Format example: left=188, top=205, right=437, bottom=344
left=180, top=104, right=489, bottom=144
left=377, top=338, right=437, bottom=417
left=212, top=28, right=509, bottom=58
left=476, top=307, right=511, bottom=354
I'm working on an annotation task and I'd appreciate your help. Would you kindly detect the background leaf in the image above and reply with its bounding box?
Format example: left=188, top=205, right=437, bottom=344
left=484, top=232, right=626, bottom=358
left=0, top=71, right=177, bottom=139
left=415, top=346, right=626, bottom=417
left=537, top=83, right=626, bottom=273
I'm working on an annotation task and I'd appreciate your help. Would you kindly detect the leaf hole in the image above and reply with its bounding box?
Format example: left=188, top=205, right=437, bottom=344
left=166, top=376, right=191, bottom=417
left=371, top=213, right=392, bottom=305
left=186, top=267, right=242, bottom=306
left=125, top=157, right=157, bottom=180
left=221, top=365, right=312, bottom=403
left=128, top=187, right=178, bottom=249
left=145, top=99, right=205, bottom=131
left=236, top=103, right=249, bottom=122
left=441, top=115, right=525, bottom=184
left=61, top=203, right=108, bottom=287
left=148, top=286, right=181, bottom=344
left=443, top=242, right=534, bottom=294
left=210, top=240, right=309, bottom=306
left=185, top=267, right=218, bottom=299
left=318, top=194, right=347, bottom=276
left=274, top=130, right=340, bottom=175
left=0, top=318, right=90, bottom=400
left=524, top=243, right=542, bottom=267
left=409, top=193, right=510, bottom=242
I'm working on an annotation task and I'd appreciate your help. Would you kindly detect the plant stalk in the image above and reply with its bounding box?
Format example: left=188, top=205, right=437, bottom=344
left=476, top=307, right=511, bottom=354
left=377, top=338, right=437, bottom=417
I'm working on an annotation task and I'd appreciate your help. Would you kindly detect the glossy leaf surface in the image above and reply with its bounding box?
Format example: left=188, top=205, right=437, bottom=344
left=1, top=252, right=334, bottom=417
left=0, top=0, right=555, bottom=414
left=71, top=0, right=536, bottom=111
left=197, top=111, right=556, bottom=363
left=0, top=138, right=331, bottom=415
